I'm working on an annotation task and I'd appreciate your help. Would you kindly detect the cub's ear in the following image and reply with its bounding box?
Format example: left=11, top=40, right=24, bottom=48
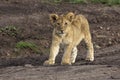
left=66, top=12, right=75, bottom=22
left=49, top=14, right=58, bottom=24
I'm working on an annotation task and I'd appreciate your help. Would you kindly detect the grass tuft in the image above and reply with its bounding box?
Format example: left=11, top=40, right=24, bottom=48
left=16, top=41, right=40, bottom=54
left=0, top=25, right=18, bottom=37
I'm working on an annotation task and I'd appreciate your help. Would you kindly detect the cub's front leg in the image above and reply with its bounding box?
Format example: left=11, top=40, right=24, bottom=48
left=61, top=45, right=73, bottom=65
left=43, top=41, right=60, bottom=65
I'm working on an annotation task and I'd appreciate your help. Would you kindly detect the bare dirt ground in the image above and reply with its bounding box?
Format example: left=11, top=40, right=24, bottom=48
left=0, top=0, right=120, bottom=80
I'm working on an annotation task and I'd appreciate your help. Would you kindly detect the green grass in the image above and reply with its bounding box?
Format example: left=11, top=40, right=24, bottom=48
left=45, top=0, right=120, bottom=5
left=68, top=0, right=87, bottom=3
left=16, top=41, right=40, bottom=54
left=53, top=0, right=62, bottom=3
left=45, top=0, right=87, bottom=3
left=0, top=25, right=18, bottom=37
left=91, top=0, right=120, bottom=5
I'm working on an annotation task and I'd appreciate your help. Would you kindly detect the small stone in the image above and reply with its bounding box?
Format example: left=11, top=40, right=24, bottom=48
left=117, top=33, right=120, bottom=37
left=108, top=41, right=112, bottom=45
left=111, top=33, right=114, bottom=36
left=99, top=26, right=103, bottom=29
left=96, top=35, right=106, bottom=38
left=7, top=53, right=10, bottom=56
left=95, top=44, right=101, bottom=49
left=106, top=27, right=110, bottom=31
left=24, top=64, right=33, bottom=67
left=108, top=38, right=112, bottom=45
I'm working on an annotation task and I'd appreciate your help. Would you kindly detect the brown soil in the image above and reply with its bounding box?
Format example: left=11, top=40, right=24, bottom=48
left=0, top=0, right=120, bottom=80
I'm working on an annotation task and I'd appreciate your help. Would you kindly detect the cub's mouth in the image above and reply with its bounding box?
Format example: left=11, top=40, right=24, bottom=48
left=56, top=30, right=65, bottom=36
left=58, top=30, right=64, bottom=34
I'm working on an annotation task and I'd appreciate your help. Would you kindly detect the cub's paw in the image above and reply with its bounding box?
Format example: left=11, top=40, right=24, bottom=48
left=43, top=60, right=55, bottom=66
left=71, top=58, right=76, bottom=64
left=85, top=56, right=94, bottom=62
left=61, top=59, right=71, bottom=65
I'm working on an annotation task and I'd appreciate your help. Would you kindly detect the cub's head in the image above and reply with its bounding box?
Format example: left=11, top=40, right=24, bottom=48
left=49, top=12, right=75, bottom=36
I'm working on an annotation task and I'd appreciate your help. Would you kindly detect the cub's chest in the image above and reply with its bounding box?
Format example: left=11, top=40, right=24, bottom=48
left=60, top=37, right=73, bottom=50
left=61, top=36, right=72, bottom=45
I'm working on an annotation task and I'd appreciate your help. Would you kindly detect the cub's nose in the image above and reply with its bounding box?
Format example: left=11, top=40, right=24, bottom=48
left=60, top=30, right=64, bottom=34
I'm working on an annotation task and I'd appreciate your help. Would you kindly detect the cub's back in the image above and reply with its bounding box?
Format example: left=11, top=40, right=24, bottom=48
left=72, top=14, right=90, bottom=34
left=71, top=14, right=91, bottom=46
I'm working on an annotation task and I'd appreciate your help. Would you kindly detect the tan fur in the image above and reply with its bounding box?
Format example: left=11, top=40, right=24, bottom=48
left=44, top=12, right=94, bottom=65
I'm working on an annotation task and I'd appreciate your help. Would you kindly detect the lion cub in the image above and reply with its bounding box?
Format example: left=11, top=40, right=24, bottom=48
left=44, top=12, right=94, bottom=65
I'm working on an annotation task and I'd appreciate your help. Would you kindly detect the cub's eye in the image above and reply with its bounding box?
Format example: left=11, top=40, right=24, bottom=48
left=57, top=23, right=60, bottom=25
left=65, top=22, right=67, bottom=25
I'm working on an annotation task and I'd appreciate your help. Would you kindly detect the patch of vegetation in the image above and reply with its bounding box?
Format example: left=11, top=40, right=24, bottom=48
left=65, top=0, right=88, bottom=3
left=0, top=25, right=18, bottom=37
left=44, top=0, right=87, bottom=3
left=53, top=0, right=62, bottom=3
left=91, top=0, right=120, bottom=5
left=16, top=41, right=40, bottom=54
left=43, top=0, right=120, bottom=5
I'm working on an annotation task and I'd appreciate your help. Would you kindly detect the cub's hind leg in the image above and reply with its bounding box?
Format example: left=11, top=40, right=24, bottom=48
left=71, top=47, right=78, bottom=63
left=84, top=34, right=94, bottom=61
